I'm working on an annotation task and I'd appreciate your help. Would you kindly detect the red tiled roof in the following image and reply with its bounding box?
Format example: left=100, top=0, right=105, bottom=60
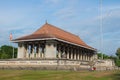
left=13, top=23, right=94, bottom=50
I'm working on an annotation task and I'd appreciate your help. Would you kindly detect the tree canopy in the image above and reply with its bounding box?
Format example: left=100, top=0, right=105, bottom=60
left=0, top=45, right=17, bottom=59
left=97, top=53, right=110, bottom=59
left=116, top=48, right=120, bottom=59
left=115, top=48, right=120, bottom=67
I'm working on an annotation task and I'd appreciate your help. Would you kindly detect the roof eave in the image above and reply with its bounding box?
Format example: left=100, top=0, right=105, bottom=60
left=11, top=38, right=96, bottom=51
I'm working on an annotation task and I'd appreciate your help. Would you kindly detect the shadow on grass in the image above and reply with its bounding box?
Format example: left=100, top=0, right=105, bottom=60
left=112, top=72, right=120, bottom=80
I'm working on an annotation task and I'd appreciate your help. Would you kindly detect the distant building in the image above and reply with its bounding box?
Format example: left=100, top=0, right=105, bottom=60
left=12, top=23, right=97, bottom=61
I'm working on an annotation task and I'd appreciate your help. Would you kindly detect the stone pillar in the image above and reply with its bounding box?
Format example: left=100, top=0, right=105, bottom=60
left=45, top=40, right=57, bottom=58
left=90, top=54, right=92, bottom=61
left=26, top=44, right=29, bottom=58
left=80, top=50, right=82, bottom=60
left=58, top=50, right=61, bottom=59
left=43, top=46, right=45, bottom=58
left=83, top=53, right=86, bottom=61
left=29, top=45, right=31, bottom=58
left=38, top=44, right=41, bottom=58
left=85, top=53, right=87, bottom=61
left=71, top=48, right=73, bottom=59
left=41, top=46, right=45, bottom=58
left=77, top=50, right=79, bottom=60
left=17, top=43, right=25, bottom=58
left=80, top=54, right=82, bottom=60
left=39, top=46, right=42, bottom=58
left=35, top=45, right=38, bottom=58
left=61, top=46, right=65, bottom=58
left=32, top=44, right=35, bottom=58
left=34, top=45, right=37, bottom=58
left=67, top=47, right=69, bottom=59
left=88, top=54, right=90, bottom=61
left=83, top=53, right=85, bottom=61
left=58, top=45, right=61, bottom=58
left=87, top=54, right=89, bottom=61
left=86, top=54, right=87, bottom=61
left=41, top=44, right=45, bottom=58
left=74, top=49, right=76, bottom=60
left=81, top=50, right=83, bottom=60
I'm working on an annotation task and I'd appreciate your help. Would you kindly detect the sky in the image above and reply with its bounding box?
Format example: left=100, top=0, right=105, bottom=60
left=0, top=0, right=120, bottom=56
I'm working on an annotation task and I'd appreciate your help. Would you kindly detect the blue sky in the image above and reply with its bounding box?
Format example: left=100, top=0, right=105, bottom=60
left=0, top=0, right=120, bottom=56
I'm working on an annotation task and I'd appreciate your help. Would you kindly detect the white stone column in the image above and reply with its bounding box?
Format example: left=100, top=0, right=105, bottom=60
left=85, top=54, right=87, bottom=61
left=74, top=49, right=76, bottom=60
left=29, top=45, right=31, bottom=58
left=45, top=40, right=57, bottom=58
left=80, top=50, right=82, bottom=60
left=26, top=44, right=29, bottom=58
left=36, top=45, right=38, bottom=58
left=61, top=46, right=65, bottom=58
left=58, top=46, right=61, bottom=59
left=38, top=44, right=41, bottom=58
left=88, top=51, right=90, bottom=61
left=87, top=54, right=89, bottom=61
left=83, top=54, right=85, bottom=61
left=41, top=47, right=45, bottom=58
left=86, top=54, right=88, bottom=61
left=81, top=50, right=83, bottom=60
left=17, top=43, right=26, bottom=58
left=80, top=54, right=82, bottom=60
left=90, top=54, right=92, bottom=61
left=71, top=48, right=73, bottom=59
left=32, top=44, right=35, bottom=58
left=34, top=46, right=37, bottom=58
left=77, top=50, right=79, bottom=60
left=40, top=46, right=42, bottom=58
left=89, top=53, right=90, bottom=61
left=84, top=54, right=86, bottom=61
left=67, top=47, right=69, bottom=59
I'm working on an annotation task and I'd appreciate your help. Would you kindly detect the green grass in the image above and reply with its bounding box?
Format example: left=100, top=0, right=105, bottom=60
left=0, top=70, right=119, bottom=80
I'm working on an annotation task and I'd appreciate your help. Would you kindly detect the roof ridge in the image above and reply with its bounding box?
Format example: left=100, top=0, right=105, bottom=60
left=47, top=24, right=86, bottom=44
left=47, top=23, right=80, bottom=38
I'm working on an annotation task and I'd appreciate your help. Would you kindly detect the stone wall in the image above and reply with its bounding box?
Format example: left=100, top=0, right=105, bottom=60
left=0, top=59, right=90, bottom=70
left=95, top=59, right=115, bottom=67
left=95, top=59, right=116, bottom=71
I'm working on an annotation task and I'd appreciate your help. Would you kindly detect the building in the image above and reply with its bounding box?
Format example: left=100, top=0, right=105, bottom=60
left=12, top=22, right=97, bottom=61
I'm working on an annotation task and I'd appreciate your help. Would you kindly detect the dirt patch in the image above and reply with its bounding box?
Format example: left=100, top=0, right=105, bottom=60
left=93, top=71, right=115, bottom=78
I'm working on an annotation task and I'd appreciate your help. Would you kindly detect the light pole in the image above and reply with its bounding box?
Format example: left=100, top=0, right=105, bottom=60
left=100, top=0, right=103, bottom=59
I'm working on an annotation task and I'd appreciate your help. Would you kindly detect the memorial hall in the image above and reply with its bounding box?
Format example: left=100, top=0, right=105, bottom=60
left=12, top=22, right=97, bottom=61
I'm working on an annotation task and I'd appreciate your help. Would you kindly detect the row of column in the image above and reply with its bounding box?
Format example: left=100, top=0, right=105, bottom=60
left=57, top=45, right=96, bottom=61
left=24, top=43, right=45, bottom=58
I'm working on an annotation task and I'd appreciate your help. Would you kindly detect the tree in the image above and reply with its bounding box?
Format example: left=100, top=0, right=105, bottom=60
left=116, top=48, right=120, bottom=59
left=0, top=45, right=17, bottom=59
left=97, top=53, right=110, bottom=59
left=97, top=53, right=102, bottom=59
left=115, top=48, right=120, bottom=67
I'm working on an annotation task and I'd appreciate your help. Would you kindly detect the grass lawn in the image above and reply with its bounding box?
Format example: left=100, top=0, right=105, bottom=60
left=0, top=70, right=119, bottom=80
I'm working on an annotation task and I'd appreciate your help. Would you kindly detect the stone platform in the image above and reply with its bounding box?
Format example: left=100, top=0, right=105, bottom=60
left=0, top=58, right=90, bottom=70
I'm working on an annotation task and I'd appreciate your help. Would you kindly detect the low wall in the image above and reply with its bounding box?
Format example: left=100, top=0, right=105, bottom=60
left=95, top=59, right=115, bottom=67
left=0, top=59, right=90, bottom=70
